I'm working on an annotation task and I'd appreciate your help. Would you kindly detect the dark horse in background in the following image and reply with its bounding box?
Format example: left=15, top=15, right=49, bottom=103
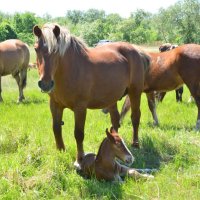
left=157, top=43, right=183, bottom=102
left=120, top=44, right=200, bottom=129
left=0, top=39, right=29, bottom=102
left=33, top=23, right=150, bottom=165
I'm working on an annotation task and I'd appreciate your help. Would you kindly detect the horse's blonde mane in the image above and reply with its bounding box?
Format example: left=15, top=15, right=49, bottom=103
left=41, top=23, right=88, bottom=56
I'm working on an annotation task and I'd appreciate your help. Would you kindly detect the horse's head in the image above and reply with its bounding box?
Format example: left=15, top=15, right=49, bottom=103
left=33, top=25, right=61, bottom=93
left=159, top=43, right=178, bottom=52
left=106, top=127, right=134, bottom=165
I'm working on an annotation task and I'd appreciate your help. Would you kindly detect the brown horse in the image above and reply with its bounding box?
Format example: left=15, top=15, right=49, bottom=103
left=0, top=39, right=29, bottom=102
left=79, top=127, right=154, bottom=181
left=120, top=44, right=200, bottom=129
left=33, top=23, right=150, bottom=164
left=157, top=43, right=183, bottom=102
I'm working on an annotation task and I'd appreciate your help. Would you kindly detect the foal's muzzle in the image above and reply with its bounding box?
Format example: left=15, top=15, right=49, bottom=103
left=38, top=80, right=54, bottom=93
left=125, top=155, right=134, bottom=165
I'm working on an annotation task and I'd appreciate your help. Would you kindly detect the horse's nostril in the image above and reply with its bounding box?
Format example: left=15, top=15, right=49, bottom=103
left=50, top=80, right=54, bottom=88
left=38, top=80, right=42, bottom=88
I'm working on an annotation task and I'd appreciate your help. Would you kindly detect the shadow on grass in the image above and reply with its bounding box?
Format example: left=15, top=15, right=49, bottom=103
left=130, top=135, right=178, bottom=169
left=21, top=97, right=48, bottom=105
left=83, top=179, right=123, bottom=199
left=147, top=122, right=194, bottom=132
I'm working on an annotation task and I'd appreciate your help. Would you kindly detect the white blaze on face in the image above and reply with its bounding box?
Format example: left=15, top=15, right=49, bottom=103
left=121, top=139, right=134, bottom=164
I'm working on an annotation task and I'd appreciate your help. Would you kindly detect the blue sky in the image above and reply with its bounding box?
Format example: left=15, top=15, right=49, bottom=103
left=1, top=0, right=179, bottom=18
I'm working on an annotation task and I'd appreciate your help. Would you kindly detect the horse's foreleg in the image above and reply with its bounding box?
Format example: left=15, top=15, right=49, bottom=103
left=0, top=76, right=3, bottom=102
left=50, top=98, right=65, bottom=150
left=129, top=91, right=142, bottom=148
left=74, top=108, right=86, bottom=166
left=146, top=92, right=159, bottom=126
left=108, top=103, right=120, bottom=131
left=119, top=96, right=131, bottom=124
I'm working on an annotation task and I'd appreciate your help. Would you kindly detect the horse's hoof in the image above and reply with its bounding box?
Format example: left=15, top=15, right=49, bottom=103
left=74, top=160, right=81, bottom=170
left=132, top=142, right=140, bottom=148
left=153, top=121, right=159, bottom=126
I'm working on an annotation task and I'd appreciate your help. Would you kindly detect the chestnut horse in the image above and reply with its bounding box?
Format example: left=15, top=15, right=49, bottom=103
left=120, top=44, right=200, bottom=129
left=33, top=23, right=149, bottom=164
left=0, top=39, right=29, bottom=102
left=79, top=127, right=154, bottom=181
left=157, top=43, right=183, bottom=102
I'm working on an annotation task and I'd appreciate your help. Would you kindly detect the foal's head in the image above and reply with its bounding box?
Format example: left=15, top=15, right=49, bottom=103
left=106, top=127, right=134, bottom=165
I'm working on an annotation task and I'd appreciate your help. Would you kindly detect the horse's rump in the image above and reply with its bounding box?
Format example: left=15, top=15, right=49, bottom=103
left=0, top=39, right=30, bottom=76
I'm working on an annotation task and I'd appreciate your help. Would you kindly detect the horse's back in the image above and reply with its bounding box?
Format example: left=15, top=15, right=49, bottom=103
left=0, top=39, right=30, bottom=75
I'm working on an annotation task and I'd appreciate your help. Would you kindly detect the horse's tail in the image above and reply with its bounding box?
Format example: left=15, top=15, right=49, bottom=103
left=21, top=68, right=27, bottom=89
left=139, top=51, right=151, bottom=72
left=21, top=43, right=30, bottom=89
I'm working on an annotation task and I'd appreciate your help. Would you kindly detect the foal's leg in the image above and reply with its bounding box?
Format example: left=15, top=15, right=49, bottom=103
left=108, top=103, right=120, bottom=131
left=146, top=92, right=159, bottom=126
left=120, top=96, right=131, bottom=124
left=115, top=161, right=154, bottom=180
left=50, top=98, right=65, bottom=150
left=74, top=108, right=86, bottom=166
left=0, top=76, right=3, bottom=102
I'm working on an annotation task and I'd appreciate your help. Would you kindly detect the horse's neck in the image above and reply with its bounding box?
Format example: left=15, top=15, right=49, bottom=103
left=95, top=138, right=115, bottom=168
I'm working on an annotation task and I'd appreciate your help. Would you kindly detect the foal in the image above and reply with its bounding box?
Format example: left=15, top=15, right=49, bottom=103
left=79, top=128, right=154, bottom=181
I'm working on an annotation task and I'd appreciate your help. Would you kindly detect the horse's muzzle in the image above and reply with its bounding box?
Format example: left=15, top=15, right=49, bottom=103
left=38, top=80, right=54, bottom=93
left=125, top=155, right=134, bottom=165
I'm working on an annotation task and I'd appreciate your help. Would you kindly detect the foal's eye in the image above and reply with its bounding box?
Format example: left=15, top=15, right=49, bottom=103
left=116, top=142, right=121, bottom=148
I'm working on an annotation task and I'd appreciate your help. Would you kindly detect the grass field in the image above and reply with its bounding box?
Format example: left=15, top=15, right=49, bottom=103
left=0, top=48, right=199, bottom=200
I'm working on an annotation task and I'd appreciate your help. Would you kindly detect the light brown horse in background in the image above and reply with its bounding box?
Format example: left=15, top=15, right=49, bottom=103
left=120, top=44, right=200, bottom=129
left=79, top=127, right=154, bottom=181
left=33, top=23, right=150, bottom=165
left=0, top=39, right=30, bottom=102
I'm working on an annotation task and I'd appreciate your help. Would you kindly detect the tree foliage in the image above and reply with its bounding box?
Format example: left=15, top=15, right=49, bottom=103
left=0, top=0, right=199, bottom=46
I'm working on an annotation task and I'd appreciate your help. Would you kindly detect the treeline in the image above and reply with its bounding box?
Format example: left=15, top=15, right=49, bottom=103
left=0, top=0, right=200, bottom=46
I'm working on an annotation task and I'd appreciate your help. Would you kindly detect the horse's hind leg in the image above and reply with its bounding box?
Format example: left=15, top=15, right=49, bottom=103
left=13, top=72, right=24, bottom=102
left=50, top=98, right=65, bottom=150
left=108, top=103, right=120, bottom=131
left=186, top=82, right=200, bottom=129
left=120, top=96, right=131, bottom=124
left=0, top=76, right=3, bottom=102
left=128, top=90, right=142, bottom=148
left=146, top=92, right=159, bottom=126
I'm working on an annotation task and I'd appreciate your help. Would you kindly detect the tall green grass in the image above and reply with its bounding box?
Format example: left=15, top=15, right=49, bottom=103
left=0, top=62, right=199, bottom=199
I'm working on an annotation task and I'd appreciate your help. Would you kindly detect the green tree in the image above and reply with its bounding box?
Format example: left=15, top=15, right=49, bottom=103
left=0, top=21, right=17, bottom=41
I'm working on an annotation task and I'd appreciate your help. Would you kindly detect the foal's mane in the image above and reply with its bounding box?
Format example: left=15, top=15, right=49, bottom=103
left=41, top=23, right=88, bottom=56
left=95, top=138, right=107, bottom=161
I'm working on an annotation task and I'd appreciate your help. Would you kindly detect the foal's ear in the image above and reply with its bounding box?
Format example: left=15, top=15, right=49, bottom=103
left=33, top=25, right=42, bottom=38
left=110, top=126, right=117, bottom=134
left=53, top=25, right=60, bottom=38
left=106, top=128, right=115, bottom=143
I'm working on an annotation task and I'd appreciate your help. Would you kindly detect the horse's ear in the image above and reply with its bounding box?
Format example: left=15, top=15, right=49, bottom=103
left=33, top=25, right=42, bottom=38
left=53, top=25, right=60, bottom=38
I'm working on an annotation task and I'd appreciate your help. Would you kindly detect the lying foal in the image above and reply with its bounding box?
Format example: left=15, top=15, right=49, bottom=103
left=78, top=128, right=154, bottom=181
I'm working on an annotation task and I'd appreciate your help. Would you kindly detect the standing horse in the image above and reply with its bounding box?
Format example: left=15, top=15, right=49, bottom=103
left=157, top=43, right=183, bottom=102
left=120, top=44, right=200, bottom=129
left=33, top=23, right=149, bottom=164
left=0, top=39, right=29, bottom=102
left=79, top=127, right=154, bottom=181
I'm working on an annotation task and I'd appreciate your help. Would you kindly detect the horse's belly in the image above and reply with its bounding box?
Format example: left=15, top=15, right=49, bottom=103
left=144, top=72, right=184, bottom=93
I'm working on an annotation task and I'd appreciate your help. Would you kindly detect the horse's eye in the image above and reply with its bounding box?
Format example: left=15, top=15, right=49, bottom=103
left=116, top=142, right=121, bottom=148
